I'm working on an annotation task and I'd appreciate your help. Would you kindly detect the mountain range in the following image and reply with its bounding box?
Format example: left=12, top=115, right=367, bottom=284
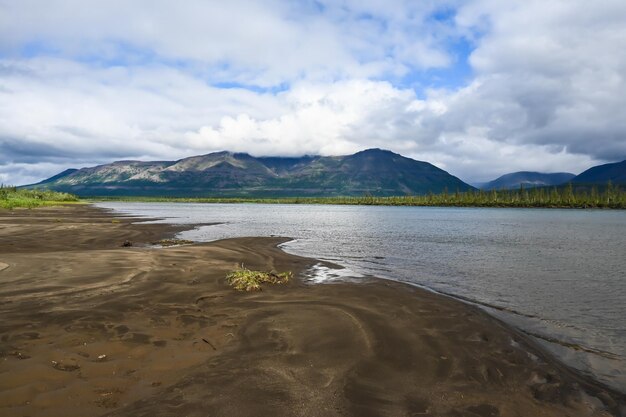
left=27, top=150, right=626, bottom=197
left=476, top=160, right=625, bottom=190
left=28, top=149, right=474, bottom=197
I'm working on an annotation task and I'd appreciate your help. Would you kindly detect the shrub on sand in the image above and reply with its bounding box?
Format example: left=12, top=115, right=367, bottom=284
left=226, top=266, right=292, bottom=291
left=0, top=186, right=79, bottom=209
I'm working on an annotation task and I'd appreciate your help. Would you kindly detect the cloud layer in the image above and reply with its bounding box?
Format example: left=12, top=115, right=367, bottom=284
left=1, top=0, right=625, bottom=185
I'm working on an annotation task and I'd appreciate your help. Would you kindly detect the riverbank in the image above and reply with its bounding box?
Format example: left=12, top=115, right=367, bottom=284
left=0, top=205, right=623, bottom=416
left=88, top=183, right=626, bottom=209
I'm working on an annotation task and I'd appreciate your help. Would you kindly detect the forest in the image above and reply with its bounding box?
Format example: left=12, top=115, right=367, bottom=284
left=91, top=182, right=626, bottom=209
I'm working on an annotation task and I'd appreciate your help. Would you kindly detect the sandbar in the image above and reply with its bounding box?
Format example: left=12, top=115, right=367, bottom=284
left=0, top=205, right=624, bottom=416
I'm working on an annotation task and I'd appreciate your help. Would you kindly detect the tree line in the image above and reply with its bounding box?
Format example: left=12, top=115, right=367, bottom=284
left=92, top=181, right=626, bottom=209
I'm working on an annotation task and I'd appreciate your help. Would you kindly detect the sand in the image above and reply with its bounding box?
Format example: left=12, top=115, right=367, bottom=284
left=0, top=205, right=624, bottom=417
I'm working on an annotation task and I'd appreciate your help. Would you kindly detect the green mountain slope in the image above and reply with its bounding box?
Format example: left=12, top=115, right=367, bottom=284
left=26, top=149, right=474, bottom=197
left=571, top=160, right=626, bottom=185
left=481, top=171, right=575, bottom=190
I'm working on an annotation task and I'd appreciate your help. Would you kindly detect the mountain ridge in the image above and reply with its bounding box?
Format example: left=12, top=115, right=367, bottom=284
left=27, top=148, right=475, bottom=197
left=571, top=160, right=626, bottom=185
left=481, top=171, right=576, bottom=190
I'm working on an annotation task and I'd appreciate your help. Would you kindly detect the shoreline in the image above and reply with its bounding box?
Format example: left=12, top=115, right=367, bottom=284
left=0, top=204, right=624, bottom=416
left=88, top=197, right=626, bottom=210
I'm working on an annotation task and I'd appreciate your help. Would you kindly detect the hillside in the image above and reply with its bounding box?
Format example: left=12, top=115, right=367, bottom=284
left=571, top=160, right=626, bottom=185
left=481, top=171, right=575, bottom=190
left=26, top=149, right=474, bottom=197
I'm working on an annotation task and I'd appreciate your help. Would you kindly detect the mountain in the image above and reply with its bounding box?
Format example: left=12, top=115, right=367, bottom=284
left=26, top=149, right=474, bottom=197
left=480, top=171, right=575, bottom=190
left=35, top=168, right=79, bottom=184
left=571, top=160, right=626, bottom=185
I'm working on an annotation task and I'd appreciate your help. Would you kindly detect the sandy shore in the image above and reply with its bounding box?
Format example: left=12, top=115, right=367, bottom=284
left=0, top=205, right=624, bottom=417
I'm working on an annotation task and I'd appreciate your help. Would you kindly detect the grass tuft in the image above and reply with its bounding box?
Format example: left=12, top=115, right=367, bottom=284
left=226, top=266, right=292, bottom=291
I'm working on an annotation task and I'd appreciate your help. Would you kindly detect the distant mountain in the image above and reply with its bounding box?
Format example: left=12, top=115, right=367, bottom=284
left=26, top=149, right=474, bottom=197
left=480, top=171, right=575, bottom=190
left=571, top=160, right=626, bottom=185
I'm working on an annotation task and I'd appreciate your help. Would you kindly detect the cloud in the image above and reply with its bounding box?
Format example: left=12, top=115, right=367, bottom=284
left=185, top=80, right=421, bottom=157
left=0, top=0, right=625, bottom=185
left=0, top=57, right=285, bottom=159
left=0, top=0, right=458, bottom=86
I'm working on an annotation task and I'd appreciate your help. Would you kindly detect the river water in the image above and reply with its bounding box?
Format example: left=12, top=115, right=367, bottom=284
left=97, top=202, right=626, bottom=392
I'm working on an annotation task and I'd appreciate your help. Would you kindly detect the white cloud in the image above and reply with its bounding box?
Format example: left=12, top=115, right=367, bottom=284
left=0, top=0, right=457, bottom=86
left=1, top=0, right=626, bottom=185
left=451, top=0, right=626, bottom=163
left=185, top=79, right=419, bottom=157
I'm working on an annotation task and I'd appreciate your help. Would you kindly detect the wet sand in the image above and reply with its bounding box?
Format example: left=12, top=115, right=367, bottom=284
left=0, top=205, right=624, bottom=417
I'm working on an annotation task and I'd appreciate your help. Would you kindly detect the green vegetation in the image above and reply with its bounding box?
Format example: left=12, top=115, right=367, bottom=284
left=3, top=182, right=625, bottom=209
left=0, top=186, right=79, bottom=209
left=226, top=266, right=292, bottom=291
left=92, top=182, right=626, bottom=209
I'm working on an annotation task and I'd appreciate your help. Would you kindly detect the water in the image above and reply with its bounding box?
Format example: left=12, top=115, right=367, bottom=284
left=97, top=202, right=626, bottom=392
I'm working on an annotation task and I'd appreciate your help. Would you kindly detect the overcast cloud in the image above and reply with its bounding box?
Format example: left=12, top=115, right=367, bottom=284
left=1, top=0, right=625, bottom=185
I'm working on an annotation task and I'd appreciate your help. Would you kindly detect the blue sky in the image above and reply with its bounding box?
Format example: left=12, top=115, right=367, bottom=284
left=1, top=0, right=625, bottom=185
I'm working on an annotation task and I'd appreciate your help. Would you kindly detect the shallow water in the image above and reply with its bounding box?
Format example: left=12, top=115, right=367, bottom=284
left=97, top=202, right=626, bottom=392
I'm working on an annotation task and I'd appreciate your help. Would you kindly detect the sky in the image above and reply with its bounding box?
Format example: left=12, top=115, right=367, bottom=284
left=1, top=0, right=626, bottom=185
